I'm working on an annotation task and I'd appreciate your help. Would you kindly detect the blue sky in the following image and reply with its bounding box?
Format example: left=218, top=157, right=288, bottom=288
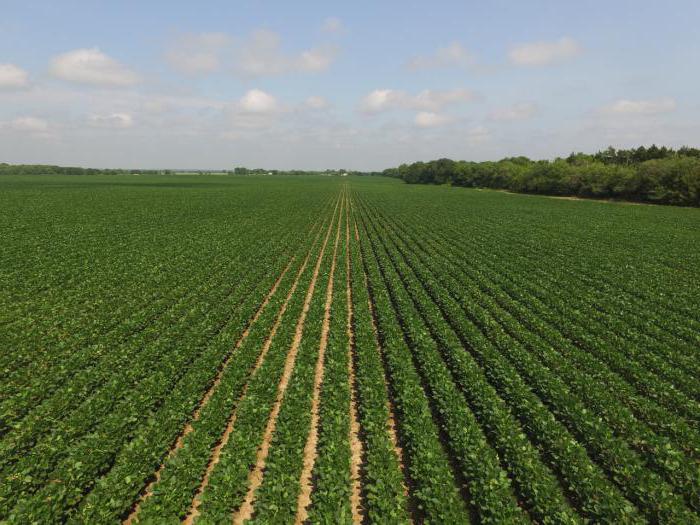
left=1, top=0, right=698, bottom=170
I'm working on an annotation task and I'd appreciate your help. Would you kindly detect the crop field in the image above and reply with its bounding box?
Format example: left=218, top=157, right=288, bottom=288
left=1, top=174, right=699, bottom=524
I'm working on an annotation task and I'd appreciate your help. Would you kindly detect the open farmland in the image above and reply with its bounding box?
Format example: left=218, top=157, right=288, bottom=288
left=1, top=174, right=699, bottom=524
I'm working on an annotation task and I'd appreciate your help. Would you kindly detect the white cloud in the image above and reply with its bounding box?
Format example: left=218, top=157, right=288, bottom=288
left=88, top=112, right=134, bottom=128
left=166, top=33, right=231, bottom=74
left=0, top=85, right=230, bottom=133
left=509, top=37, right=581, bottom=66
left=238, top=89, right=278, bottom=113
left=235, top=29, right=336, bottom=76
left=360, top=89, right=401, bottom=113
left=407, top=42, right=475, bottom=70
left=164, top=29, right=336, bottom=77
left=414, top=111, right=453, bottom=128
left=305, top=95, right=329, bottom=110
left=321, top=17, right=344, bottom=34
left=0, top=63, right=29, bottom=89
left=601, top=97, right=677, bottom=115
left=49, top=48, right=139, bottom=86
left=10, top=116, right=49, bottom=132
left=360, top=88, right=474, bottom=113
left=489, top=102, right=538, bottom=121
left=412, top=88, right=474, bottom=111
left=299, top=48, right=335, bottom=71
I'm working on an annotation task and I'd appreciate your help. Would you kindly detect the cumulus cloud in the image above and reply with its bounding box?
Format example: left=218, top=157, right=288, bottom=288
left=407, top=42, right=475, bottom=70
left=164, top=29, right=337, bottom=77
left=601, top=97, right=677, bottom=115
left=304, top=95, right=330, bottom=110
left=321, top=17, right=344, bottom=34
left=88, top=112, right=134, bottom=128
left=49, top=48, right=139, bottom=86
left=414, top=111, right=453, bottom=128
left=299, top=49, right=334, bottom=71
left=489, top=102, right=538, bottom=121
left=509, top=37, right=581, bottom=66
left=238, top=89, right=278, bottom=113
left=360, top=88, right=474, bottom=113
left=166, top=32, right=231, bottom=74
left=360, top=89, right=399, bottom=113
left=234, top=29, right=336, bottom=76
left=8, top=116, right=49, bottom=133
left=0, top=63, right=29, bottom=89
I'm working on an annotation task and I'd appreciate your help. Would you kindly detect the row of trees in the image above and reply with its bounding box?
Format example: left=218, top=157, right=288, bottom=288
left=589, top=145, right=700, bottom=165
left=382, top=146, right=700, bottom=206
left=0, top=163, right=376, bottom=178
left=0, top=164, right=174, bottom=176
left=232, top=167, right=380, bottom=176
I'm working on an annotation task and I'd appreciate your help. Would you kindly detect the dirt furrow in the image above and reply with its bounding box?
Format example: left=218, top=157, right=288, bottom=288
left=345, top=191, right=364, bottom=524
left=179, top=210, right=333, bottom=525
left=123, top=257, right=296, bottom=525
left=294, top=188, right=345, bottom=524
left=232, top=190, right=342, bottom=525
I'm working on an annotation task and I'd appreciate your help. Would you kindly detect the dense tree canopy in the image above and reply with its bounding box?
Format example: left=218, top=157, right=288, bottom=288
left=382, top=146, right=700, bottom=206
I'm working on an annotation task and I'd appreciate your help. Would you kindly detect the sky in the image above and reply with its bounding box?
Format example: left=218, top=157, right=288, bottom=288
left=1, top=0, right=699, bottom=170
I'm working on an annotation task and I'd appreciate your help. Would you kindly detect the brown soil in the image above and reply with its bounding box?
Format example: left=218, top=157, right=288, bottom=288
left=232, top=192, right=342, bottom=525
left=123, top=257, right=295, bottom=525
left=345, top=191, right=364, bottom=524
left=181, top=212, right=332, bottom=525
left=294, top=189, right=344, bottom=524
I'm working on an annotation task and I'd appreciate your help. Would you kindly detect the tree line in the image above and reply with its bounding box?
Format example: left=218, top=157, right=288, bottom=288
left=0, top=164, right=174, bottom=176
left=0, top=164, right=370, bottom=177
left=382, top=146, right=700, bottom=206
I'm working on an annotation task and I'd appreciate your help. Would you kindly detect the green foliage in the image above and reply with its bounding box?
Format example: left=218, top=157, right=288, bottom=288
left=384, top=146, right=700, bottom=206
left=0, top=164, right=172, bottom=176
left=2, top=174, right=699, bottom=524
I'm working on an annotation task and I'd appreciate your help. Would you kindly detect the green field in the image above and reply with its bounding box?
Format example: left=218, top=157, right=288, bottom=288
left=1, top=174, right=699, bottom=524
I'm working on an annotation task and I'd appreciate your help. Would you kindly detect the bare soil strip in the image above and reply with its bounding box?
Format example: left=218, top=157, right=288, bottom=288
left=345, top=190, right=365, bottom=524
left=232, top=191, right=342, bottom=525
left=180, top=212, right=333, bottom=525
left=294, top=189, right=345, bottom=524
left=123, top=258, right=295, bottom=525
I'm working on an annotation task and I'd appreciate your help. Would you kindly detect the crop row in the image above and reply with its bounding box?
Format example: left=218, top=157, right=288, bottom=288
left=352, top=184, right=699, bottom=523
left=381, top=205, right=700, bottom=464
left=384, top=202, right=700, bottom=436
left=193, top=190, right=341, bottom=523
left=1, top=179, right=338, bottom=522
left=5, top=241, right=295, bottom=522
left=305, top=191, right=354, bottom=523
left=363, top=197, right=700, bottom=517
